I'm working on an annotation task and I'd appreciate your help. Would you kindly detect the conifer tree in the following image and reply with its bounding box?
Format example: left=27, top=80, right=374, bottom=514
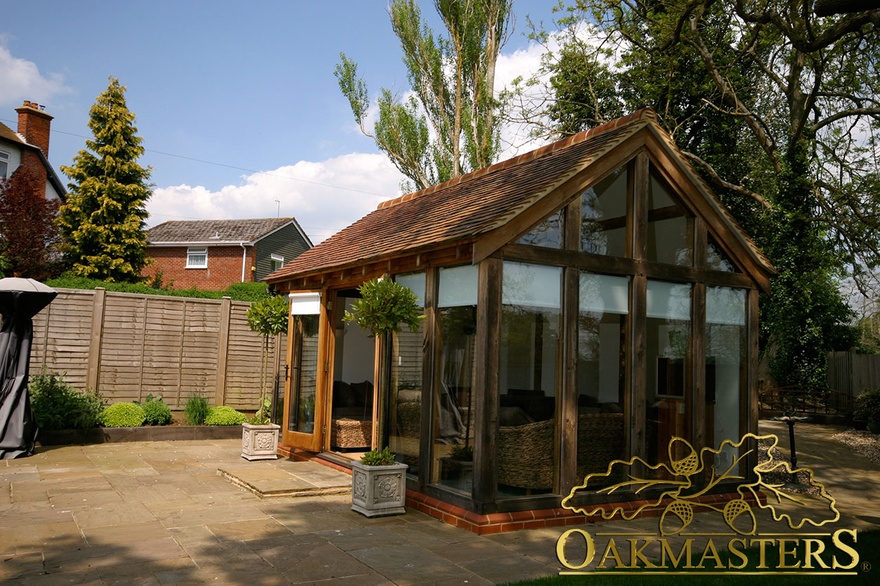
left=58, top=77, right=152, bottom=282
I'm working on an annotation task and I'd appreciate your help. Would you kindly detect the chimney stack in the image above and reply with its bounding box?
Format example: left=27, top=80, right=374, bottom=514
left=16, top=100, right=53, bottom=157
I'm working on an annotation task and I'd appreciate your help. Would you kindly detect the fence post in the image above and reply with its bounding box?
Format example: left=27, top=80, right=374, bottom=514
left=215, top=296, right=232, bottom=406
left=86, top=288, right=106, bottom=391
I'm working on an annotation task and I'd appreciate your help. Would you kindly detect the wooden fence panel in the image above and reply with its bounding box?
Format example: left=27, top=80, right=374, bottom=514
left=97, top=294, right=147, bottom=402
left=31, top=290, right=95, bottom=389
left=223, top=301, right=267, bottom=409
left=29, top=289, right=287, bottom=412
left=827, top=351, right=880, bottom=397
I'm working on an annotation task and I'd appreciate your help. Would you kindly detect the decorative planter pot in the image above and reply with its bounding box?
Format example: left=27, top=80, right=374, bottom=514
left=350, top=460, right=408, bottom=517
left=241, top=423, right=281, bottom=460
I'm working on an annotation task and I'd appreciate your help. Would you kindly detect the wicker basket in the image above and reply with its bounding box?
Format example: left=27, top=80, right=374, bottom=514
left=497, top=419, right=555, bottom=489
left=577, top=412, right=625, bottom=481
left=331, top=418, right=372, bottom=449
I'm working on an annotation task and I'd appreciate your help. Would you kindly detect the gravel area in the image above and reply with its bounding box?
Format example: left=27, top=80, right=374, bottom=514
left=831, top=428, right=880, bottom=465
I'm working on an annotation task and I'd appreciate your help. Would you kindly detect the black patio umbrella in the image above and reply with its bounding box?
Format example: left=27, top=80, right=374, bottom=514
left=0, top=278, right=57, bottom=459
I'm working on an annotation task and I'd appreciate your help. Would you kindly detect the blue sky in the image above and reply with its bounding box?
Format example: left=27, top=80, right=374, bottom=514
left=1, top=1, right=561, bottom=242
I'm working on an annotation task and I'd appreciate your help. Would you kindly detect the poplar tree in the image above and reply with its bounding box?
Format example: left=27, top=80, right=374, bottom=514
left=335, top=0, right=511, bottom=191
left=58, top=77, right=152, bottom=282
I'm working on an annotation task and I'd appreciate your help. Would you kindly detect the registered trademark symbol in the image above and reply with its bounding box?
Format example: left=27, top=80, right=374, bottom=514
left=862, top=561, right=871, bottom=572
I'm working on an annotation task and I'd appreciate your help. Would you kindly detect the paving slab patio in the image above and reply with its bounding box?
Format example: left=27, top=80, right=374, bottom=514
left=0, top=422, right=877, bottom=584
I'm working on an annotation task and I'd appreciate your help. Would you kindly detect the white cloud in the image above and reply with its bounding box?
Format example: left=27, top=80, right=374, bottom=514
left=0, top=40, right=70, bottom=107
left=148, top=153, right=404, bottom=244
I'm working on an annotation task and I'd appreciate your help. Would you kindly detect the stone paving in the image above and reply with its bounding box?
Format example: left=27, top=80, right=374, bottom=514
left=1, top=421, right=878, bottom=585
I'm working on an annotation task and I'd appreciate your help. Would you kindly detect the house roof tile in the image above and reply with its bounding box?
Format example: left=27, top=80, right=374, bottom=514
left=147, top=218, right=296, bottom=245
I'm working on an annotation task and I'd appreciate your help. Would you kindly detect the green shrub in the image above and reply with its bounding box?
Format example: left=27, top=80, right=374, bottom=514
left=29, top=369, right=105, bottom=430
left=360, top=446, right=397, bottom=466
left=138, top=395, right=172, bottom=426
left=855, top=388, right=880, bottom=422
left=101, top=402, right=146, bottom=427
left=205, top=406, right=247, bottom=426
left=183, top=394, right=211, bottom=425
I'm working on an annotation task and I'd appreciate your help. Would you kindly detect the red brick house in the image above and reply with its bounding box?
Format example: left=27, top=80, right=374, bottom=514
left=0, top=101, right=66, bottom=202
left=145, top=218, right=312, bottom=290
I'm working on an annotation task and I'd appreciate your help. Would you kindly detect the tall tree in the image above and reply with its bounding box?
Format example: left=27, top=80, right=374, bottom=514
left=520, top=1, right=877, bottom=386
left=57, top=77, right=152, bottom=283
left=0, top=168, right=61, bottom=280
left=335, top=0, right=511, bottom=191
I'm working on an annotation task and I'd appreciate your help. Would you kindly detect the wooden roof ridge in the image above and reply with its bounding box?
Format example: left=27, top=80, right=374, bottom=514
left=377, top=108, right=657, bottom=212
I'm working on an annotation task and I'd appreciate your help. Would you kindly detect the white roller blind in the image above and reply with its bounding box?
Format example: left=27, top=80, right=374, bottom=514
left=580, top=273, right=630, bottom=315
left=289, top=292, right=321, bottom=315
left=502, top=262, right=561, bottom=309
left=647, top=281, right=691, bottom=320
left=395, top=272, right=425, bottom=307
left=438, top=265, right=478, bottom=307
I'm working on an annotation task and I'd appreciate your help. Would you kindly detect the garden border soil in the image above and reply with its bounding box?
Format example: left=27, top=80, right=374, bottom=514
left=38, top=425, right=241, bottom=445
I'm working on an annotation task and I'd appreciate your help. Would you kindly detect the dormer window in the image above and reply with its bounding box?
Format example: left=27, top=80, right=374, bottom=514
left=270, top=253, right=284, bottom=272
left=186, top=248, right=208, bottom=269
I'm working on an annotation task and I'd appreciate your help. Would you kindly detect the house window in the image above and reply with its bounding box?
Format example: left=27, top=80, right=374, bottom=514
left=186, top=248, right=208, bottom=268
left=270, top=253, right=284, bottom=272
left=0, top=150, right=9, bottom=178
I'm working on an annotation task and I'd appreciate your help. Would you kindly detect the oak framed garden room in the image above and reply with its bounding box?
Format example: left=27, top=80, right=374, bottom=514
left=265, top=109, right=776, bottom=530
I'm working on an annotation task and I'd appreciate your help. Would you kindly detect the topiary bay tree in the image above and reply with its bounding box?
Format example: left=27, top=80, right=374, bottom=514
left=246, top=294, right=290, bottom=423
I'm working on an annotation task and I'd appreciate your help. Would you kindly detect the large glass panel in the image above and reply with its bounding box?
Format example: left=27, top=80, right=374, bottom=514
left=576, top=273, right=629, bottom=488
left=498, top=262, right=562, bottom=496
left=518, top=209, right=563, bottom=249
left=647, top=168, right=693, bottom=265
left=645, top=281, right=691, bottom=473
left=433, top=265, right=478, bottom=494
left=581, top=166, right=628, bottom=257
left=707, top=286, right=746, bottom=477
left=389, top=273, right=425, bottom=475
left=289, top=314, right=319, bottom=433
left=330, top=294, right=374, bottom=451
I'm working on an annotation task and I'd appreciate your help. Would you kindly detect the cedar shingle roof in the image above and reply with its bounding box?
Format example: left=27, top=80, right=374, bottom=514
left=147, top=218, right=296, bottom=245
left=267, top=109, right=773, bottom=284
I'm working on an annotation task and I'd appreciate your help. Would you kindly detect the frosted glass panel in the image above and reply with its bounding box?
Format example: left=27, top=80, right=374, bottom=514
left=439, top=265, right=478, bottom=308
left=396, top=272, right=425, bottom=307
left=707, top=287, right=745, bottom=325
left=647, top=281, right=691, bottom=320
left=579, top=274, right=630, bottom=315
left=502, top=262, right=562, bottom=309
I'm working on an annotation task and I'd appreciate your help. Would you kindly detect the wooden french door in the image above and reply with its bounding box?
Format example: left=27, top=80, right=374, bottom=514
left=281, top=294, right=328, bottom=452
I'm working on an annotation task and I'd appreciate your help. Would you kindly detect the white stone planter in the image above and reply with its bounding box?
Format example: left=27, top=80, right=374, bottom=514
left=351, top=460, right=408, bottom=517
left=241, top=423, right=280, bottom=460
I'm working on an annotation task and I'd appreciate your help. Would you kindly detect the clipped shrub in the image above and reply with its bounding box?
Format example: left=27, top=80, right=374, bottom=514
left=29, top=369, right=105, bottom=430
left=138, top=395, right=172, bottom=426
left=205, top=406, right=247, bottom=426
left=360, top=446, right=397, bottom=466
left=184, top=394, right=211, bottom=425
left=101, top=402, right=146, bottom=428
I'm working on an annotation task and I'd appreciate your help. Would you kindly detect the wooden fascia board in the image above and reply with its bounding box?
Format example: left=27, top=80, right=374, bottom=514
left=472, top=135, right=646, bottom=264
left=268, top=241, right=476, bottom=292
left=642, top=128, right=775, bottom=294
